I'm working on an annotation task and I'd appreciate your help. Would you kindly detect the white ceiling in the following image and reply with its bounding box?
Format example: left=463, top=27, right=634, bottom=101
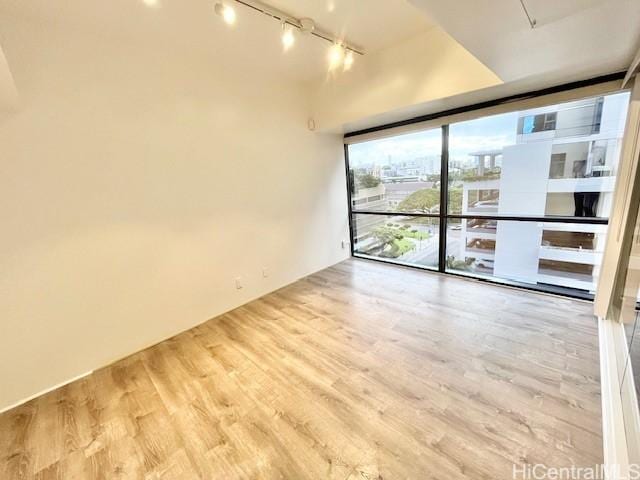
left=0, top=0, right=434, bottom=83
left=1, top=0, right=639, bottom=123
left=408, top=0, right=640, bottom=85
left=267, top=0, right=433, bottom=53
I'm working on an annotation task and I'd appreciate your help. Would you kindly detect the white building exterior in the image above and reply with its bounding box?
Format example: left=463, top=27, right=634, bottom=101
left=458, top=93, right=629, bottom=292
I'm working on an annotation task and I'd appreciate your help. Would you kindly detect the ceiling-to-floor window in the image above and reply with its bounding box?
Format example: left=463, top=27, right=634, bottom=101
left=346, top=90, right=630, bottom=298
left=349, top=128, right=442, bottom=269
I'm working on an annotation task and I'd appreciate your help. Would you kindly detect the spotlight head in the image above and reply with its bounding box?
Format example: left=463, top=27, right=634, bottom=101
left=214, top=2, right=236, bottom=25
left=299, top=18, right=315, bottom=34
left=282, top=23, right=295, bottom=51
left=328, top=44, right=344, bottom=71
left=343, top=50, right=354, bottom=71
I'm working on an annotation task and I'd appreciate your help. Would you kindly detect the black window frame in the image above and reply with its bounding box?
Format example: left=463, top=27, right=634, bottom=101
left=344, top=72, right=628, bottom=302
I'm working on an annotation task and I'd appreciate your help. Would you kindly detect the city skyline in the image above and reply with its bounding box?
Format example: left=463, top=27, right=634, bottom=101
left=349, top=111, right=518, bottom=172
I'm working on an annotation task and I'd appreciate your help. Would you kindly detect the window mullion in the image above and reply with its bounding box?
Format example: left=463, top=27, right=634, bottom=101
left=439, top=125, right=449, bottom=273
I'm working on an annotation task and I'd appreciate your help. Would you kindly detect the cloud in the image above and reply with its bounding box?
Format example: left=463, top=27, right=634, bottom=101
left=349, top=112, right=518, bottom=168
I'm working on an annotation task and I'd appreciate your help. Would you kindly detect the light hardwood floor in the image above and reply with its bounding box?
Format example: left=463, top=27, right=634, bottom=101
left=0, top=259, right=602, bottom=479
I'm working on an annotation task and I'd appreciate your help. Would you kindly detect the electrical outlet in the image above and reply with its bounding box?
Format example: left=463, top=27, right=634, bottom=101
left=341, top=239, right=348, bottom=249
left=262, top=268, right=269, bottom=278
left=235, top=277, right=243, bottom=290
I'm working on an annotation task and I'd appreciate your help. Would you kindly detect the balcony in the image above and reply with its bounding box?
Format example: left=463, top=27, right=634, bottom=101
left=537, top=259, right=596, bottom=291
left=466, top=200, right=499, bottom=214
left=547, top=176, right=616, bottom=193
left=465, top=238, right=496, bottom=261
left=466, top=218, right=497, bottom=234
left=539, top=229, right=602, bottom=267
left=539, top=246, right=601, bottom=265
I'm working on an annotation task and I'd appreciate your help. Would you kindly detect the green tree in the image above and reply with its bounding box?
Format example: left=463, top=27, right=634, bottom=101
left=397, top=188, right=440, bottom=213
left=374, top=227, right=419, bottom=258
left=355, top=173, right=380, bottom=189
left=426, top=173, right=441, bottom=183
left=448, top=187, right=463, bottom=215
left=371, top=225, right=402, bottom=245
left=396, top=186, right=464, bottom=215
left=462, top=167, right=501, bottom=182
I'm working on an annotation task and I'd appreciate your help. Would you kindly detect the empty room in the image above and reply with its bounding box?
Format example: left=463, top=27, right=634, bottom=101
left=2, top=0, right=640, bottom=479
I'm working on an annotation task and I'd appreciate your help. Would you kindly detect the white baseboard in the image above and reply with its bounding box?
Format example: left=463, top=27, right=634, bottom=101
left=0, top=370, right=93, bottom=415
left=0, top=258, right=352, bottom=415
left=599, top=316, right=640, bottom=477
left=599, top=317, right=631, bottom=474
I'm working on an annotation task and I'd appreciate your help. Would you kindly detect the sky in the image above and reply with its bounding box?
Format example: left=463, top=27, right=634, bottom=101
left=349, top=111, right=519, bottom=169
left=349, top=91, right=632, bottom=171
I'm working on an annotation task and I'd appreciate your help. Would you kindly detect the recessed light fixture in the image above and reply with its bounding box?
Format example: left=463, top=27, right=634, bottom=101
left=214, top=2, right=236, bottom=25
left=142, top=0, right=160, bottom=7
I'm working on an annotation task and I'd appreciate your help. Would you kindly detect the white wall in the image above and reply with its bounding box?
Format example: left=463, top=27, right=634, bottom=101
left=493, top=142, right=551, bottom=283
left=308, top=27, right=502, bottom=132
left=0, top=44, right=18, bottom=111
left=499, top=142, right=553, bottom=216
left=0, top=18, right=349, bottom=411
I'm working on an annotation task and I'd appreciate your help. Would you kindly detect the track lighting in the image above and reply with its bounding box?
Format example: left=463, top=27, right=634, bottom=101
left=210, top=0, right=363, bottom=72
left=299, top=18, right=316, bottom=34
left=328, top=44, right=345, bottom=71
left=214, top=2, right=236, bottom=25
left=282, top=23, right=295, bottom=51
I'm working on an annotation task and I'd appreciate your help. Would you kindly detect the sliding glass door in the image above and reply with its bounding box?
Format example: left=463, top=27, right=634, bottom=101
left=347, top=91, right=630, bottom=299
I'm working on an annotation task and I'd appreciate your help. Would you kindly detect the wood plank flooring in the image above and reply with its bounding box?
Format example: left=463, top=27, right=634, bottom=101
left=0, top=258, right=602, bottom=479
